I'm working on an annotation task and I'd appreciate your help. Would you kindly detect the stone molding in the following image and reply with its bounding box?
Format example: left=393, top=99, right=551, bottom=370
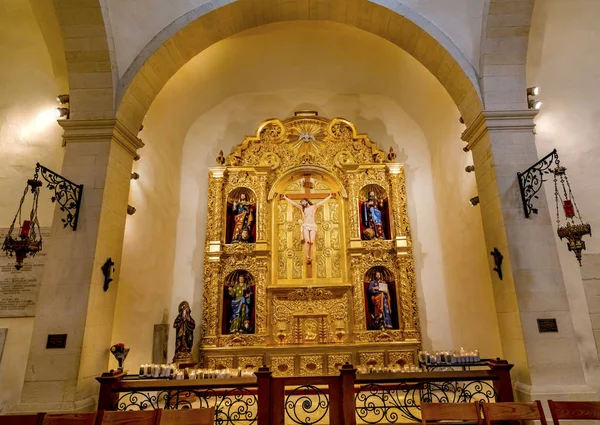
left=461, top=110, right=538, bottom=150
left=58, top=119, right=144, bottom=158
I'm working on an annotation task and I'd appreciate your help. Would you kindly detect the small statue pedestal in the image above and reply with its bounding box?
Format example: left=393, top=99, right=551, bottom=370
left=173, top=352, right=197, bottom=370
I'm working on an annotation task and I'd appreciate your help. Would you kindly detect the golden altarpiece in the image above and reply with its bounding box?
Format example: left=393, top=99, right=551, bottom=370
left=200, top=112, right=420, bottom=376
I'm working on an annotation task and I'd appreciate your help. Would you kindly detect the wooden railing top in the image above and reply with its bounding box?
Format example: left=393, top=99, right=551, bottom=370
left=355, top=370, right=500, bottom=384
left=113, top=377, right=258, bottom=392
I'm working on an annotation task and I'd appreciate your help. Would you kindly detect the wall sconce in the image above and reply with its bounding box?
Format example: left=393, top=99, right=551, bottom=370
left=459, top=116, right=465, bottom=124
left=57, top=94, right=70, bottom=104
left=131, top=172, right=140, bottom=180
left=527, top=86, right=542, bottom=110
left=465, top=165, right=475, bottom=173
left=127, top=205, right=136, bottom=215
left=463, top=146, right=470, bottom=152
left=55, top=107, right=70, bottom=119
left=469, top=196, right=480, bottom=206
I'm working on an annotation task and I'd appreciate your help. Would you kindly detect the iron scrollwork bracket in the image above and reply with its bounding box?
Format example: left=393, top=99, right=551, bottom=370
left=517, top=149, right=559, bottom=218
left=35, top=163, right=84, bottom=230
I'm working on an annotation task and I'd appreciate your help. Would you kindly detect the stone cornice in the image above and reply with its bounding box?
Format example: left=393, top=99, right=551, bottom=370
left=58, top=119, right=144, bottom=158
left=461, top=110, right=538, bottom=150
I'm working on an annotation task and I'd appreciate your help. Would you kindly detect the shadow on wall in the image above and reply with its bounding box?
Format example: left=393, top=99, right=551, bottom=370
left=354, top=114, right=434, bottom=350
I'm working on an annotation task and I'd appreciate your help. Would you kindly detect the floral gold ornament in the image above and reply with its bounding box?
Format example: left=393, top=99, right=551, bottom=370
left=199, top=112, right=420, bottom=369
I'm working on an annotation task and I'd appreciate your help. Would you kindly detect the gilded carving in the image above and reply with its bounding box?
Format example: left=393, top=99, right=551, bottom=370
left=238, top=356, right=264, bottom=369
left=287, top=287, right=334, bottom=301
left=359, top=352, right=385, bottom=367
left=271, top=356, right=296, bottom=377
left=300, top=355, right=325, bottom=376
left=208, top=356, right=234, bottom=369
left=388, top=351, right=415, bottom=367
left=201, top=112, right=420, bottom=368
left=328, top=353, right=353, bottom=375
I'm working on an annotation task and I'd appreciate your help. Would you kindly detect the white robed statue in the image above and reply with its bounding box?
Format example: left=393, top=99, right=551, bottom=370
left=282, top=193, right=333, bottom=264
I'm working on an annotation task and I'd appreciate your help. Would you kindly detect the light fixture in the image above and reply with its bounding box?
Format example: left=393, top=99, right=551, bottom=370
left=57, top=94, right=70, bottom=104
left=55, top=107, right=70, bottom=119
left=127, top=205, right=136, bottom=215
left=527, top=86, right=542, bottom=110
left=469, top=196, right=480, bottom=206
left=463, top=146, right=470, bottom=152
left=459, top=116, right=465, bottom=124
left=131, top=172, right=140, bottom=180
left=465, top=165, right=475, bottom=173
left=528, top=98, right=542, bottom=110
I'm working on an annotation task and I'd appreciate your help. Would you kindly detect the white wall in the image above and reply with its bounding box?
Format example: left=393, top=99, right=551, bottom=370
left=527, top=0, right=600, bottom=392
left=114, top=21, right=501, bottom=367
left=105, top=0, right=486, bottom=77
left=0, top=0, right=64, bottom=414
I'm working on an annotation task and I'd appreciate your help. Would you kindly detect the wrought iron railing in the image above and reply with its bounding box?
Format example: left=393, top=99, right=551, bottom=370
left=354, top=371, right=498, bottom=424
left=97, top=359, right=514, bottom=425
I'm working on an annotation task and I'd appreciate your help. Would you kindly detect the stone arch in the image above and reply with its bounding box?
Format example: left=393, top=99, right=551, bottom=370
left=480, top=0, right=536, bottom=110
left=115, top=0, right=486, bottom=133
left=51, top=0, right=117, bottom=120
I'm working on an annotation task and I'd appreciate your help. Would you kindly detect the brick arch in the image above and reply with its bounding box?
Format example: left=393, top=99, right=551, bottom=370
left=480, top=0, right=536, bottom=110
left=114, top=0, right=486, bottom=133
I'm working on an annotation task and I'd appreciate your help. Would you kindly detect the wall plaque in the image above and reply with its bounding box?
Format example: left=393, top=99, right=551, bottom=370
left=0, top=227, right=50, bottom=317
left=537, top=318, right=558, bottom=333
left=46, top=333, right=67, bottom=349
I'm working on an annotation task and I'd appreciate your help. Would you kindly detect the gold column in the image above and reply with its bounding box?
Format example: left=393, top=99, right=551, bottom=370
left=201, top=260, right=222, bottom=343
left=255, top=169, right=269, bottom=250
left=396, top=255, right=420, bottom=341
left=346, top=170, right=361, bottom=248
left=205, top=166, right=226, bottom=253
left=387, top=163, right=410, bottom=249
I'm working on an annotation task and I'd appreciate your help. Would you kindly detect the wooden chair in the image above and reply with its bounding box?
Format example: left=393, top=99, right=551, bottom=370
left=95, top=410, right=160, bottom=425
left=548, top=400, right=600, bottom=424
left=481, top=401, right=548, bottom=425
left=159, top=408, right=215, bottom=425
left=0, top=413, right=45, bottom=425
left=42, top=413, right=97, bottom=425
left=421, top=402, right=481, bottom=425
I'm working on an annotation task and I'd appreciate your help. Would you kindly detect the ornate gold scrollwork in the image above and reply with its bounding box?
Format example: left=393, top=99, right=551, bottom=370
left=201, top=113, right=421, bottom=366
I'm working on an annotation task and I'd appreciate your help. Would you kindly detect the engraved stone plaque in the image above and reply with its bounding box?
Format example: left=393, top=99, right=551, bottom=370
left=537, top=318, right=558, bottom=333
left=0, top=227, right=50, bottom=317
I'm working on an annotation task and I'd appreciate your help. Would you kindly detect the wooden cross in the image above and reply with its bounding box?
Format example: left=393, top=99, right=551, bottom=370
left=283, top=174, right=331, bottom=201
left=281, top=174, right=334, bottom=279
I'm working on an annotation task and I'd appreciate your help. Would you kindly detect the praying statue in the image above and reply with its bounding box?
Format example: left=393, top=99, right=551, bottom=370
left=361, top=190, right=386, bottom=240
left=229, top=193, right=255, bottom=244
left=282, top=193, right=333, bottom=264
left=368, top=271, right=393, bottom=329
left=228, top=273, right=253, bottom=334
left=173, top=301, right=196, bottom=361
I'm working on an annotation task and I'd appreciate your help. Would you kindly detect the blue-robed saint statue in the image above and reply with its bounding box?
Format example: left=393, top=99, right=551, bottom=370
left=228, top=273, right=253, bottom=334
left=368, top=271, right=393, bottom=329
left=362, top=190, right=385, bottom=240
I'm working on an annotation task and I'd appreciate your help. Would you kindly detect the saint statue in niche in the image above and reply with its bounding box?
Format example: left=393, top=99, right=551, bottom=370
left=227, top=191, right=255, bottom=244
left=366, top=269, right=396, bottom=330
left=173, top=300, right=196, bottom=361
left=359, top=186, right=390, bottom=240
left=282, top=193, right=333, bottom=264
left=225, top=271, right=254, bottom=334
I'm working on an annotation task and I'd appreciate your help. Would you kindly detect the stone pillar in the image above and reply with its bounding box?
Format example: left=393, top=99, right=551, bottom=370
left=16, top=119, right=143, bottom=412
left=462, top=110, right=596, bottom=400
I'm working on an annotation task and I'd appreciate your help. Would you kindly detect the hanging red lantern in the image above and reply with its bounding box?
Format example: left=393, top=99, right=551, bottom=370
left=553, top=164, right=592, bottom=266
left=2, top=178, right=43, bottom=270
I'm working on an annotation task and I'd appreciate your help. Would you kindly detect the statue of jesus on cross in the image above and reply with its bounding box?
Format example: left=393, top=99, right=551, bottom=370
left=280, top=174, right=335, bottom=268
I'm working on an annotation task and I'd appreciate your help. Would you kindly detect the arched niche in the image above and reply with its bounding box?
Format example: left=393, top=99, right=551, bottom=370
left=222, top=270, right=256, bottom=335
left=364, top=266, right=399, bottom=331
left=226, top=187, right=257, bottom=244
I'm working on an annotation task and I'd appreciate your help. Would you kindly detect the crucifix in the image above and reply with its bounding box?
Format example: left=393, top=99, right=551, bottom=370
left=281, top=174, right=334, bottom=278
